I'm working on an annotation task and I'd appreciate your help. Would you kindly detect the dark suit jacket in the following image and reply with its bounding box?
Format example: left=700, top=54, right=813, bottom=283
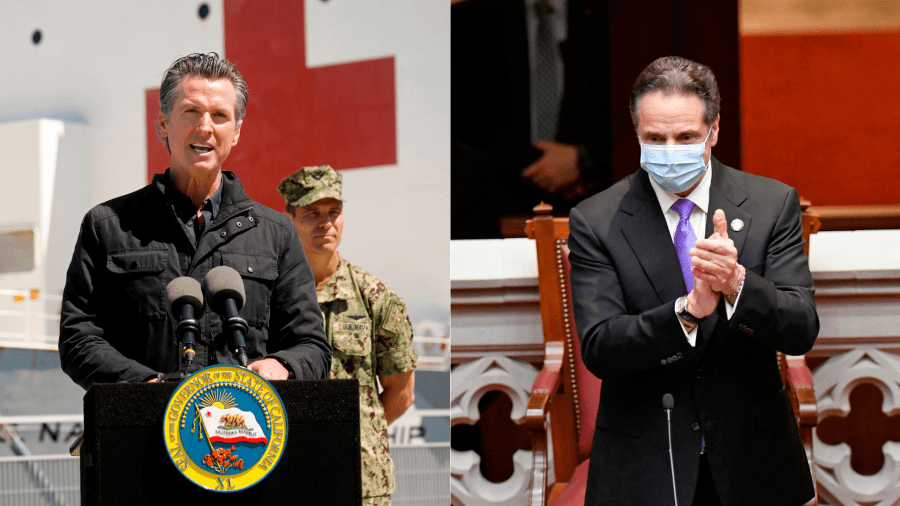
left=568, top=158, right=818, bottom=505
left=451, top=0, right=612, bottom=228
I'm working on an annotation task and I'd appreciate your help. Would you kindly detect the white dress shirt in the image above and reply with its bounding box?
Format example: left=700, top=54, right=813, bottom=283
left=647, top=160, right=742, bottom=346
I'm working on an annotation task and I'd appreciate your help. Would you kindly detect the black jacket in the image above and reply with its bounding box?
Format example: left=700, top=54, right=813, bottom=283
left=59, top=170, right=331, bottom=390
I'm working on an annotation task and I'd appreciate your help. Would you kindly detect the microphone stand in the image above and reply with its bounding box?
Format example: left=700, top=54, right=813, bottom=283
left=176, top=303, right=200, bottom=375
left=223, top=298, right=249, bottom=367
left=663, top=393, right=678, bottom=506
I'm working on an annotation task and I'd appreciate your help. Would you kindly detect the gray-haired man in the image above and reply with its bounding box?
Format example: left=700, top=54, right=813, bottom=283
left=60, top=53, right=331, bottom=389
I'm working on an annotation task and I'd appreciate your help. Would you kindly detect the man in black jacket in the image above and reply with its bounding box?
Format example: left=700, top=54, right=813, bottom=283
left=59, top=53, right=331, bottom=389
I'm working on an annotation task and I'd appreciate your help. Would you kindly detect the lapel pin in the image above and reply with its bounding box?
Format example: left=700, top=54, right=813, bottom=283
left=731, top=219, right=744, bottom=232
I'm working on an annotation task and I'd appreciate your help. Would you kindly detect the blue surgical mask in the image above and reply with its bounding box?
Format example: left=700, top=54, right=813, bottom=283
left=639, top=127, right=712, bottom=193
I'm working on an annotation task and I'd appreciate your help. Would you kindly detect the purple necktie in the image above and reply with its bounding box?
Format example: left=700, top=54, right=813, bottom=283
left=672, top=199, right=706, bottom=451
left=671, top=199, right=697, bottom=293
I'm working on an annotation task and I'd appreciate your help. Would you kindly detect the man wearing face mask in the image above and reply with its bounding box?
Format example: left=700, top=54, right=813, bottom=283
left=568, top=56, right=818, bottom=505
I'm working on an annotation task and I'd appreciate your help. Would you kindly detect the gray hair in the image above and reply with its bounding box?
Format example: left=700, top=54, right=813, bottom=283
left=630, top=56, right=720, bottom=128
left=156, top=52, right=248, bottom=152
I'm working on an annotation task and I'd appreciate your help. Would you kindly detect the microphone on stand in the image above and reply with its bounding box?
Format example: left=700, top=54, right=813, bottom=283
left=663, top=393, right=678, bottom=506
left=202, top=266, right=249, bottom=367
left=166, top=277, right=204, bottom=368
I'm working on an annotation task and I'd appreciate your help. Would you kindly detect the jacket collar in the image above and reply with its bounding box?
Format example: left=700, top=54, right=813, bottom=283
left=150, top=170, right=259, bottom=272
left=705, top=158, right=750, bottom=258
left=618, top=157, right=750, bottom=305
left=217, top=170, right=253, bottom=215
left=619, top=168, right=685, bottom=305
left=152, top=169, right=253, bottom=218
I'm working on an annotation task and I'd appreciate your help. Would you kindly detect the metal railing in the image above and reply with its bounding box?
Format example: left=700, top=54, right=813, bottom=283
left=0, top=455, right=79, bottom=506
left=389, top=443, right=450, bottom=505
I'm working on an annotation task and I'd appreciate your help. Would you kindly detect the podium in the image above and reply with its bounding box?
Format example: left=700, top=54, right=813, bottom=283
left=80, top=379, right=361, bottom=505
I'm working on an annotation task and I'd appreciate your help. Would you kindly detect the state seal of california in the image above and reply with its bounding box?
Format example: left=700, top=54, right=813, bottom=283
left=163, top=364, right=288, bottom=492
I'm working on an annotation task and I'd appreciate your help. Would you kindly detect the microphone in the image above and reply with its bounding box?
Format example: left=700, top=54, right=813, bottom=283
left=166, top=277, right=204, bottom=368
left=202, top=266, right=249, bottom=367
left=662, top=393, right=678, bottom=506
left=662, top=393, right=675, bottom=411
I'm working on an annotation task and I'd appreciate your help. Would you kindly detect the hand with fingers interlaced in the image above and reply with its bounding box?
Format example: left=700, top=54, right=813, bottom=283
left=690, top=209, right=746, bottom=306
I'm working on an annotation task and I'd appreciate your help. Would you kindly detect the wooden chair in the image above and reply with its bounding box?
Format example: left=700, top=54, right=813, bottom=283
left=524, top=201, right=820, bottom=505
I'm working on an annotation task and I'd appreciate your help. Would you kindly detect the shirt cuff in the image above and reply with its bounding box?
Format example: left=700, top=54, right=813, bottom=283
left=725, top=285, right=743, bottom=320
left=683, top=324, right=698, bottom=347
left=675, top=305, right=699, bottom=347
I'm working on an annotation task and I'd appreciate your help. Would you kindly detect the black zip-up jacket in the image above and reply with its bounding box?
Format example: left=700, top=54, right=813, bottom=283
left=59, top=170, right=331, bottom=390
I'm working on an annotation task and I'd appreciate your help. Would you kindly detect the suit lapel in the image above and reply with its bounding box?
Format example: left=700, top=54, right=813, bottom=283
left=697, top=159, right=751, bottom=356
left=705, top=158, right=750, bottom=261
left=620, top=172, right=689, bottom=305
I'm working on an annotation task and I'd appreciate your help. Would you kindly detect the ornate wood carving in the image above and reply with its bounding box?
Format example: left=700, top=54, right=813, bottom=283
left=813, top=348, right=900, bottom=505
left=451, top=356, right=539, bottom=506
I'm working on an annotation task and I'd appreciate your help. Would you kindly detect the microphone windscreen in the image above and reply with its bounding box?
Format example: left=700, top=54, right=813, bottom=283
left=662, top=393, right=674, bottom=410
left=202, top=266, right=246, bottom=314
left=166, top=277, right=204, bottom=316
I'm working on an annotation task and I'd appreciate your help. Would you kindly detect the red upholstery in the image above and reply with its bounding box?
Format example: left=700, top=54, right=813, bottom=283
left=561, top=247, right=600, bottom=457
left=550, top=459, right=590, bottom=506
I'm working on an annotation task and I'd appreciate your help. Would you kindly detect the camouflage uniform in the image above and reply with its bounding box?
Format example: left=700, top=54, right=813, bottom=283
left=278, top=165, right=417, bottom=502
left=319, top=256, right=417, bottom=500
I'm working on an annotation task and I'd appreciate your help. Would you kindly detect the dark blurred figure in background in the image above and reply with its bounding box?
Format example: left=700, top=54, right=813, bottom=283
left=452, top=0, right=612, bottom=238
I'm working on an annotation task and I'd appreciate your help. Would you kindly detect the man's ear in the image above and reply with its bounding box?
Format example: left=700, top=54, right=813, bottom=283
left=709, top=114, right=720, bottom=148
left=233, top=120, right=242, bottom=146
left=158, top=110, right=168, bottom=139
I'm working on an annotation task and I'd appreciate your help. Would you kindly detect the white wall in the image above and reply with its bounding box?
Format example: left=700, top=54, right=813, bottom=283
left=0, top=0, right=226, bottom=206
left=0, top=119, right=90, bottom=295
left=306, top=0, right=450, bottom=322
left=0, top=0, right=449, bottom=323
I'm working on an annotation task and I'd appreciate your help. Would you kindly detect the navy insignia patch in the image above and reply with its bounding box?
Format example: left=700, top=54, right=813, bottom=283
left=163, top=364, right=288, bottom=492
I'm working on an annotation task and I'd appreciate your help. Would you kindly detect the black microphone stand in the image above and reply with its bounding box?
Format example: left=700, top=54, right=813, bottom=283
left=223, top=298, right=249, bottom=367
left=177, top=303, right=200, bottom=374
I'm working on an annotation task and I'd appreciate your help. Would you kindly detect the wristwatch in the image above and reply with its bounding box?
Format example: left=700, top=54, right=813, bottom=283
left=675, top=296, right=703, bottom=325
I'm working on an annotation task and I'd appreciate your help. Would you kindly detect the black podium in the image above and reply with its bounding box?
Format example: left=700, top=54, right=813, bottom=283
left=80, top=379, right=360, bottom=505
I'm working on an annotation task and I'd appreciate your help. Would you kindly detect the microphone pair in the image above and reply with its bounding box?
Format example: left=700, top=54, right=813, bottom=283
left=165, top=266, right=250, bottom=368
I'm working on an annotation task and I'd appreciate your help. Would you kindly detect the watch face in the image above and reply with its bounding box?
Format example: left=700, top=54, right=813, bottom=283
left=676, top=297, right=699, bottom=324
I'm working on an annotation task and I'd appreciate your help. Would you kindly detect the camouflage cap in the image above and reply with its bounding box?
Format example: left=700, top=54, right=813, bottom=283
left=277, top=165, right=343, bottom=208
